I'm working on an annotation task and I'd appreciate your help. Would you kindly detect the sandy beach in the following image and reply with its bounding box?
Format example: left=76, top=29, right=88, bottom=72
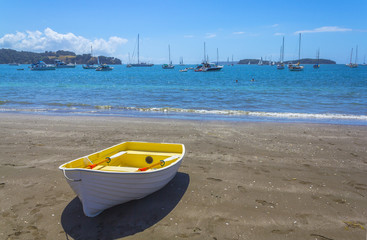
left=0, top=113, right=366, bottom=240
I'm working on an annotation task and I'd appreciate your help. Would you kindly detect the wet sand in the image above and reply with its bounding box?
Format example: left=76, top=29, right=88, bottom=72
left=0, top=113, right=366, bottom=240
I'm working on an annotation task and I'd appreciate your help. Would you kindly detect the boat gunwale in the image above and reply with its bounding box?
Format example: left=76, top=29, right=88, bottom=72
left=59, top=141, right=185, bottom=175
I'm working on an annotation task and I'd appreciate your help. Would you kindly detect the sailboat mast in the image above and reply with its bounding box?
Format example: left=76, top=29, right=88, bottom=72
left=204, top=42, right=206, bottom=63
left=282, top=36, right=284, bottom=63
left=355, top=45, right=358, bottom=64
left=217, top=48, right=219, bottom=65
left=298, top=33, right=301, bottom=64
left=350, top=48, right=353, bottom=64
left=137, top=34, right=140, bottom=64
left=168, top=44, right=171, bottom=64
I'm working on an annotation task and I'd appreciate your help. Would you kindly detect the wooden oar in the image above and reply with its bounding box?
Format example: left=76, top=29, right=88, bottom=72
left=87, top=151, right=126, bottom=169
left=138, top=155, right=180, bottom=172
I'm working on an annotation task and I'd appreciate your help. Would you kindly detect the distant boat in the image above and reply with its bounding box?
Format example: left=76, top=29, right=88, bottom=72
left=313, top=49, right=320, bottom=69
left=195, top=43, right=223, bottom=72
left=179, top=57, right=185, bottom=66
left=215, top=48, right=224, bottom=69
left=288, top=33, right=304, bottom=71
left=83, top=46, right=98, bottom=69
left=346, top=46, right=358, bottom=68
left=258, top=57, right=263, bottom=66
left=96, top=64, right=113, bottom=71
left=361, top=55, right=367, bottom=66
left=129, top=34, right=154, bottom=67
left=30, top=61, right=56, bottom=71
left=83, top=64, right=98, bottom=69
left=9, top=63, right=20, bottom=66
left=55, top=59, right=76, bottom=68
left=277, top=36, right=285, bottom=70
left=162, top=44, right=174, bottom=69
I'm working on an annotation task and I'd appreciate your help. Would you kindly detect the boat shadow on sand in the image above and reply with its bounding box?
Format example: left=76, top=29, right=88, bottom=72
left=61, top=172, right=190, bottom=239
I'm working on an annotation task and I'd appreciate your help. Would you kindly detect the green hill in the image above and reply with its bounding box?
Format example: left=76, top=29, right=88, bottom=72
left=0, top=48, right=121, bottom=65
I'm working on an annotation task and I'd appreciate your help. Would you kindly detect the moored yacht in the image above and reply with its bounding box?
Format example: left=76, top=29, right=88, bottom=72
left=288, top=33, right=304, bottom=71
left=96, top=64, right=113, bottom=71
left=30, top=61, right=56, bottom=71
left=55, top=59, right=76, bottom=68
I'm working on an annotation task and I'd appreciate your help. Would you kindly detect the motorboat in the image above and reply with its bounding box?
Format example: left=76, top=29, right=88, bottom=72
left=96, top=64, right=113, bottom=71
left=30, top=61, right=56, bottom=71
left=83, top=64, right=98, bottom=69
left=55, top=59, right=76, bottom=68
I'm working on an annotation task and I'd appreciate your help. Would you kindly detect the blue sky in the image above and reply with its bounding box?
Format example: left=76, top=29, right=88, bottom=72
left=1, top=0, right=366, bottom=64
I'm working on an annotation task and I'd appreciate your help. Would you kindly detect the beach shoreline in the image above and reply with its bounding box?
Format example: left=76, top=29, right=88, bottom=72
left=0, top=113, right=366, bottom=239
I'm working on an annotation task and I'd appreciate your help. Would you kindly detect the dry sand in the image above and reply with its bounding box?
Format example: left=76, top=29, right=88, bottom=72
left=0, top=113, right=366, bottom=240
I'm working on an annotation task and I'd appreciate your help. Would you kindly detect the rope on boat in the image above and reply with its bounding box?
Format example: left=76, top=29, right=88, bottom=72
left=63, top=169, right=81, bottom=182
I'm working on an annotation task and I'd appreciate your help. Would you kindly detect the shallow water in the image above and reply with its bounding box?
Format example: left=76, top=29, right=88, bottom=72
left=1, top=64, right=366, bottom=125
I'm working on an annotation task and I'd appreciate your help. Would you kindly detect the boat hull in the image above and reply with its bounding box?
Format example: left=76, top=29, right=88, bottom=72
left=31, top=67, right=56, bottom=70
left=56, top=65, right=76, bottom=68
left=59, top=141, right=185, bottom=217
left=129, top=63, right=154, bottom=67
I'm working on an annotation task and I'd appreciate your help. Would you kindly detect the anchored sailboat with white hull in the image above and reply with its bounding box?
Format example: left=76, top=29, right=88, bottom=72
left=128, top=34, right=154, bottom=67
left=288, top=33, right=304, bottom=71
left=277, top=36, right=285, bottom=70
left=162, top=44, right=174, bottom=69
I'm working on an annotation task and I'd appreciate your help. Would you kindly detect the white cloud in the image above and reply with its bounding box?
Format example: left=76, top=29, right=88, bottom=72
left=233, top=31, right=245, bottom=35
left=205, top=33, right=216, bottom=38
left=295, top=26, right=352, bottom=34
left=184, top=35, right=194, bottom=38
left=0, top=28, right=128, bottom=55
left=274, top=32, right=285, bottom=36
left=271, top=24, right=279, bottom=28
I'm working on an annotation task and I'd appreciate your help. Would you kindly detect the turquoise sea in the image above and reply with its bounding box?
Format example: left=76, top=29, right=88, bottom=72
left=1, top=64, right=366, bottom=125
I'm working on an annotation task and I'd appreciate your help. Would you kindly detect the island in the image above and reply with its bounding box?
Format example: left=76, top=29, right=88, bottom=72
left=238, top=58, right=336, bottom=65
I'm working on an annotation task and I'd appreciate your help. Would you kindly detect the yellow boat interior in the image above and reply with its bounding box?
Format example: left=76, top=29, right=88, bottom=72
left=60, top=142, right=184, bottom=172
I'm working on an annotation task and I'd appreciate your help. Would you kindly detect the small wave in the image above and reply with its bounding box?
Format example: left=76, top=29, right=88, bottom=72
left=0, top=100, right=33, bottom=105
left=120, top=107, right=367, bottom=121
left=1, top=106, right=366, bottom=122
left=94, top=105, right=112, bottom=110
left=47, top=102, right=91, bottom=108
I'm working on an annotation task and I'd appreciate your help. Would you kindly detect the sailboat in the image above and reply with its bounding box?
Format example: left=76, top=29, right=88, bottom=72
left=346, top=46, right=358, bottom=68
left=313, top=49, right=320, bottom=69
left=129, top=34, right=154, bottom=67
left=215, top=48, right=224, bottom=69
left=361, top=55, right=367, bottom=66
left=277, top=36, right=285, bottom=69
left=162, top=44, right=174, bottom=69
left=83, top=46, right=98, bottom=69
left=288, top=33, right=304, bottom=71
left=258, top=57, right=263, bottom=66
